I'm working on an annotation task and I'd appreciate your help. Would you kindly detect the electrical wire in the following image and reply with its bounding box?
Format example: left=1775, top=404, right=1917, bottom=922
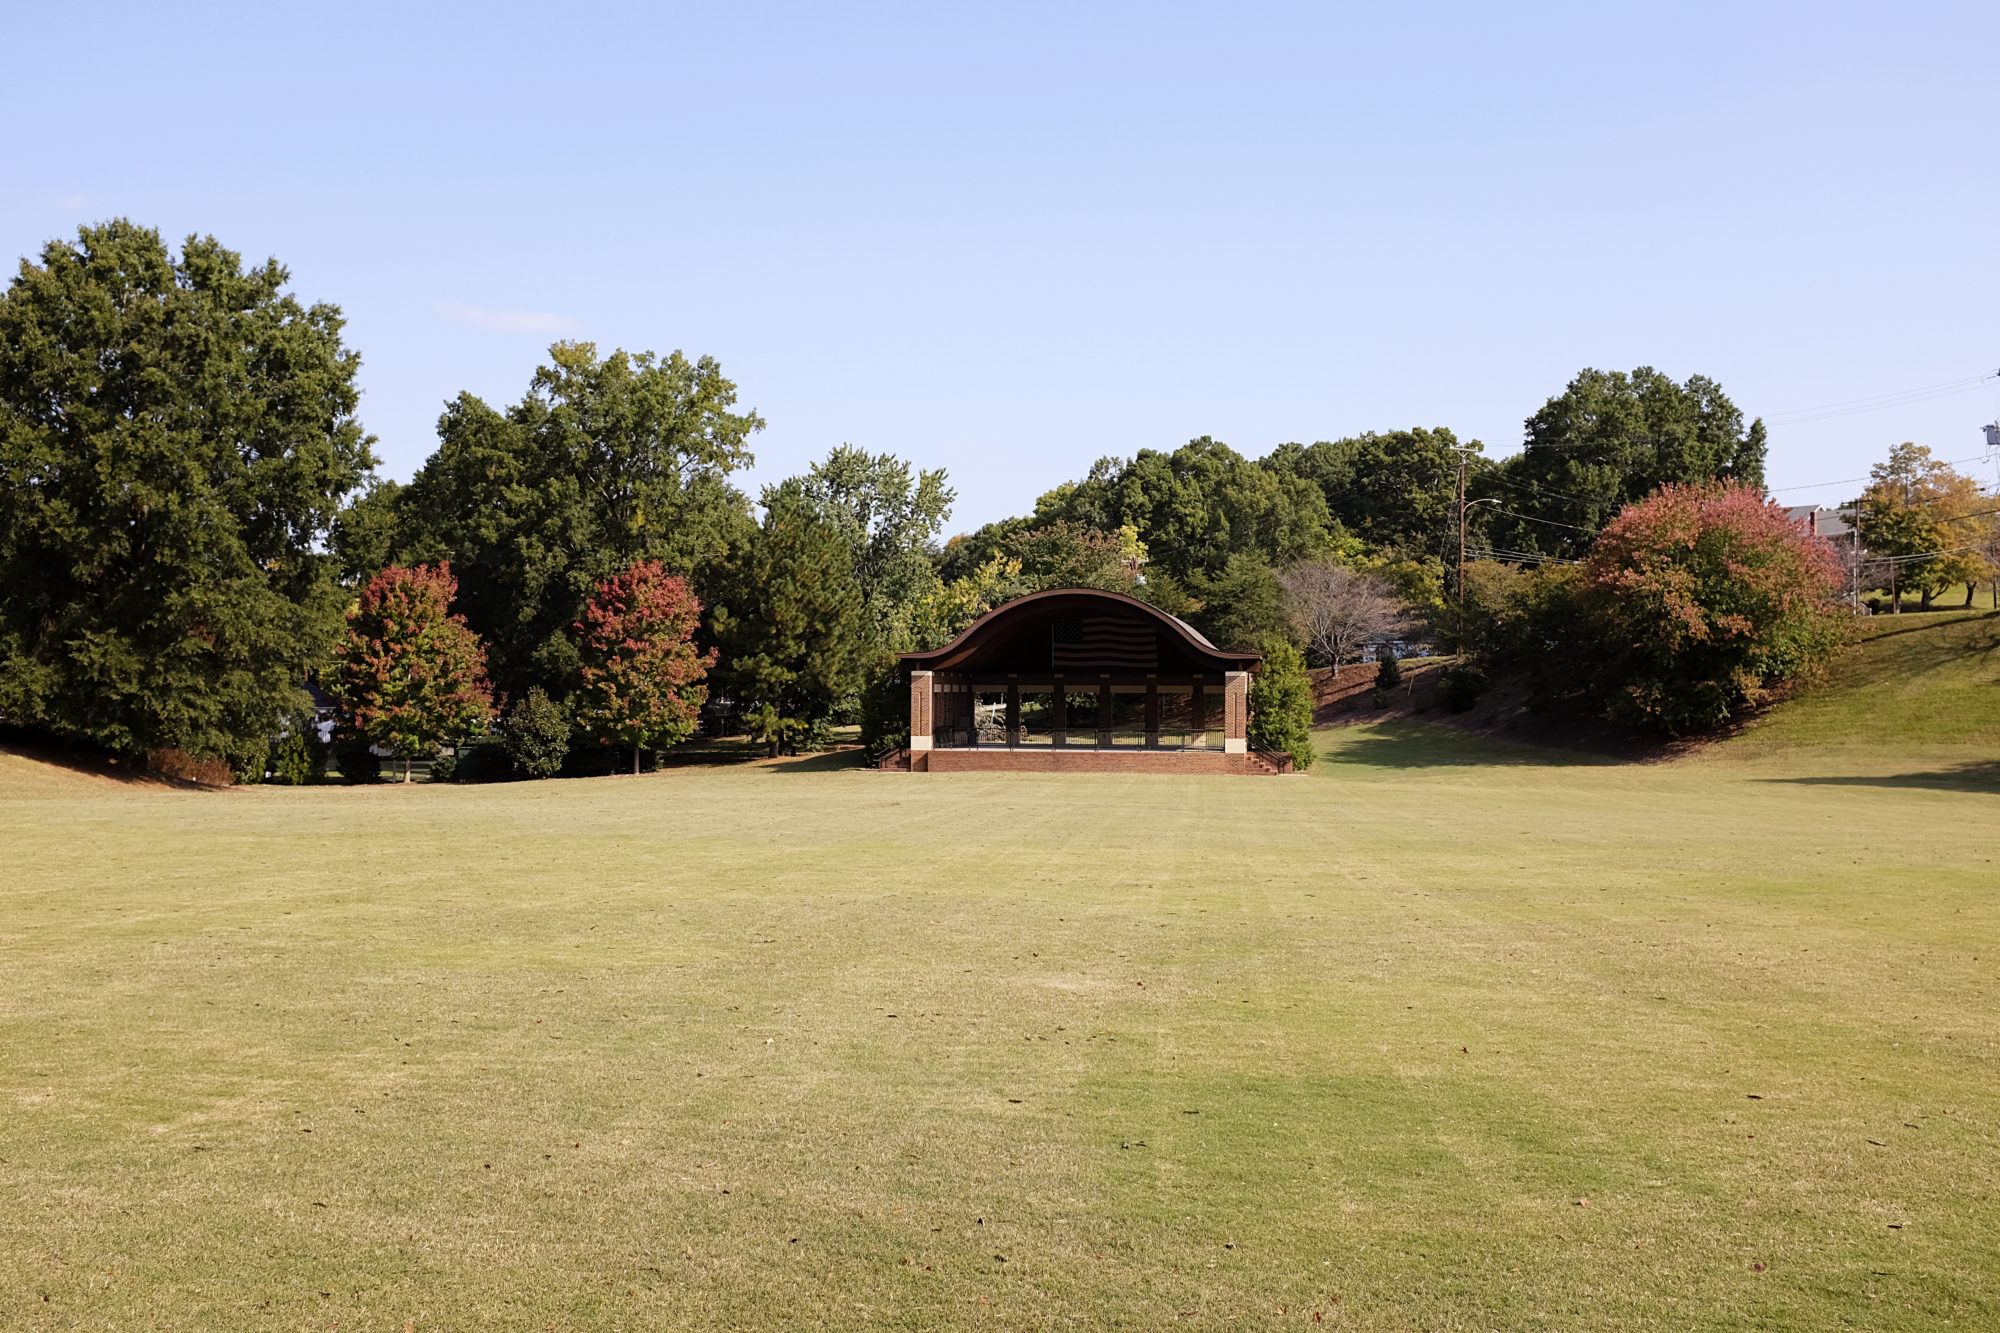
left=1767, top=452, right=1997, bottom=494
left=1764, top=372, right=1999, bottom=426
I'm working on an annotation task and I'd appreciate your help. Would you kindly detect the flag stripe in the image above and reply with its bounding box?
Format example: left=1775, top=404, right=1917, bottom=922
left=1052, top=614, right=1157, bottom=670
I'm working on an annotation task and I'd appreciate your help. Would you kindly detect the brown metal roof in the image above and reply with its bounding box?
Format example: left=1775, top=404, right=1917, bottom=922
left=897, top=586, right=1262, bottom=675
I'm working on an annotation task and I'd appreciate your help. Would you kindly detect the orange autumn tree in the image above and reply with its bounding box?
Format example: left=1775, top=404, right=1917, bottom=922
left=331, top=563, right=495, bottom=782
left=572, top=560, right=715, bottom=774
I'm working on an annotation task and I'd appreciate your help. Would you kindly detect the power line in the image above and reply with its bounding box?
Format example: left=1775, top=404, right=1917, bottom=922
left=1764, top=371, right=2000, bottom=426
left=1768, top=452, right=1997, bottom=494
left=1493, top=506, right=1594, bottom=533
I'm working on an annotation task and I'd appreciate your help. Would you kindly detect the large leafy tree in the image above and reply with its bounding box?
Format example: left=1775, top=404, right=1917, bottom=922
left=1033, top=437, right=1332, bottom=583
left=0, top=220, right=373, bottom=771
left=1576, top=482, right=1845, bottom=736
left=572, top=559, right=715, bottom=773
left=330, top=563, right=496, bottom=781
left=791, top=445, right=954, bottom=642
left=1857, top=442, right=1992, bottom=611
left=1006, top=520, right=1146, bottom=593
left=1481, top=367, right=1766, bottom=557
left=713, top=489, right=867, bottom=755
left=393, top=341, right=761, bottom=701
left=1265, top=428, right=1471, bottom=557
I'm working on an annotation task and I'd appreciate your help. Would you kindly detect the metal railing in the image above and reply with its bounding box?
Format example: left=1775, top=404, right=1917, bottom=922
left=932, top=725, right=1224, bottom=751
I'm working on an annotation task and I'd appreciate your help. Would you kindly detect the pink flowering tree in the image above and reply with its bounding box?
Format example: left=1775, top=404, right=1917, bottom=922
left=572, top=560, right=715, bottom=774
left=1578, top=482, right=1848, bottom=735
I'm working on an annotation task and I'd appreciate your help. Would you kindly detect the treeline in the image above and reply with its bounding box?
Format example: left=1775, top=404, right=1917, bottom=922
left=4, top=222, right=1972, bottom=781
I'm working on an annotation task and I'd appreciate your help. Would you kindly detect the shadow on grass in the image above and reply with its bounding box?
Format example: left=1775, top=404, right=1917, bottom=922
left=1317, top=721, right=1619, bottom=770
left=765, top=749, right=869, bottom=774
left=1759, top=760, right=2000, bottom=793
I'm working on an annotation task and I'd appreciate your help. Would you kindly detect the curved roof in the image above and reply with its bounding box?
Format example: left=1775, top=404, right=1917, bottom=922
left=899, top=587, right=1261, bottom=676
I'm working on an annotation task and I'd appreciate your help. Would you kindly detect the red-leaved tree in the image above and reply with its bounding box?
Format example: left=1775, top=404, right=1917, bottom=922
left=573, top=560, right=715, bottom=773
left=1578, top=481, right=1848, bottom=735
left=331, top=563, right=495, bottom=782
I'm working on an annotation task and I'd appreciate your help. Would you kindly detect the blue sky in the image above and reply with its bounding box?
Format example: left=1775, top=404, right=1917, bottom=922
left=6, top=1, right=1997, bottom=529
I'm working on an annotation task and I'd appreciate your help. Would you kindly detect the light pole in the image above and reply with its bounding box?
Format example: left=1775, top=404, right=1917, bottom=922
left=1456, top=497, right=1500, bottom=650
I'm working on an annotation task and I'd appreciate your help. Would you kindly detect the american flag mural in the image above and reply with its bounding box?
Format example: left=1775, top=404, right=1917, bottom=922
left=1050, top=614, right=1157, bottom=670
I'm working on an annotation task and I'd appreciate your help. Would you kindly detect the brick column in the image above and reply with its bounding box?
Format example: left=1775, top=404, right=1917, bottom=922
left=1096, top=680, right=1112, bottom=748
left=1223, top=671, right=1248, bottom=754
left=1144, top=683, right=1159, bottom=748
left=909, top=671, right=933, bottom=753
left=1005, top=682, right=1021, bottom=748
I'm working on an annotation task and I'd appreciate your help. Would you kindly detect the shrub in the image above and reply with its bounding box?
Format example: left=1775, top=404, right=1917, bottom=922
left=146, top=748, right=235, bottom=786
left=1248, top=637, right=1315, bottom=770
left=1374, top=646, right=1403, bottom=692
left=269, top=717, right=327, bottom=785
left=504, top=688, right=570, bottom=779
left=455, top=738, right=515, bottom=783
left=1439, top=662, right=1487, bottom=714
left=1577, top=482, right=1848, bottom=735
left=330, top=733, right=380, bottom=783
left=427, top=748, right=459, bottom=783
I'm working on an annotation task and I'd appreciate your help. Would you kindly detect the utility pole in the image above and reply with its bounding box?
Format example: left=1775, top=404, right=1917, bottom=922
left=1453, top=443, right=1472, bottom=650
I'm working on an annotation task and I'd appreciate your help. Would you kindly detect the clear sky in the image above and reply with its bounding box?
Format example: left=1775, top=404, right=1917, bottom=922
left=6, top=1, right=1997, bottom=530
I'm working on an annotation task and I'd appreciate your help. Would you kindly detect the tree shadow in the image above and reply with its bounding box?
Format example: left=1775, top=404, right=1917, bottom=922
left=1317, top=722, right=1622, bottom=770
left=764, top=748, right=870, bottom=774
left=1759, top=761, right=2000, bottom=794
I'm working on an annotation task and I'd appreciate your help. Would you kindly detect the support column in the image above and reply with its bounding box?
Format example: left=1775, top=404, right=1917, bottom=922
left=1005, top=682, right=1021, bottom=748
left=909, top=671, right=934, bottom=758
left=1223, top=671, right=1249, bottom=754
left=1096, top=679, right=1112, bottom=749
left=1190, top=683, right=1206, bottom=748
left=1144, top=683, right=1159, bottom=749
left=1051, top=678, right=1067, bottom=748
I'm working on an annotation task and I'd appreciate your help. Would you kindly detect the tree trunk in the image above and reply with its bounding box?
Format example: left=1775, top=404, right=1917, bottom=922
left=1968, top=583, right=1978, bottom=609
left=1921, top=586, right=1933, bottom=611
left=402, top=756, right=411, bottom=783
left=1890, top=567, right=1900, bottom=612
left=767, top=738, right=780, bottom=759
left=632, top=745, right=641, bottom=776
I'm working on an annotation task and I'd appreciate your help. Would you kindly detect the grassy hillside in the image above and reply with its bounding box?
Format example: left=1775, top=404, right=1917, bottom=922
left=3, top=723, right=1997, bottom=1330
left=1721, top=608, right=2000, bottom=762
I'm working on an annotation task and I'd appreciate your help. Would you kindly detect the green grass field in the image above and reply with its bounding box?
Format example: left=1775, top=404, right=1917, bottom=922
left=3, top=615, right=1997, bottom=1331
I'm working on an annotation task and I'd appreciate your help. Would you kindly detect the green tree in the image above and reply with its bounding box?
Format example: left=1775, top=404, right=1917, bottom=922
left=1033, top=437, right=1331, bottom=583
left=1374, top=645, right=1403, bottom=692
left=0, top=220, right=374, bottom=771
left=1006, top=521, right=1146, bottom=592
left=713, top=492, right=867, bottom=755
left=1248, top=636, right=1315, bottom=770
left=393, top=341, right=761, bottom=701
left=1189, top=554, right=1289, bottom=651
left=1266, top=428, right=1471, bottom=557
left=503, top=687, right=570, bottom=779
left=1483, top=367, right=1766, bottom=557
left=330, top=563, right=496, bottom=781
left=791, top=445, right=955, bottom=641
left=571, top=559, right=714, bottom=773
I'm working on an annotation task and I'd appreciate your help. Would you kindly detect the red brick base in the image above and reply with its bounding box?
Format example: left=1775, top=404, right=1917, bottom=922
left=912, top=748, right=1253, bottom=774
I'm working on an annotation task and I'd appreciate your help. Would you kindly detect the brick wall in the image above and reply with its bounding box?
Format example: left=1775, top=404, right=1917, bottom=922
left=921, top=749, right=1251, bottom=775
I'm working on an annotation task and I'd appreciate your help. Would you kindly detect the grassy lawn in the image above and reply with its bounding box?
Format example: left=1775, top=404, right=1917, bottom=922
left=3, top=624, right=1997, bottom=1330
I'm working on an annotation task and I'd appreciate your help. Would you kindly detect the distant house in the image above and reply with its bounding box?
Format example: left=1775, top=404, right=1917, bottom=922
left=1784, top=504, right=1855, bottom=546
